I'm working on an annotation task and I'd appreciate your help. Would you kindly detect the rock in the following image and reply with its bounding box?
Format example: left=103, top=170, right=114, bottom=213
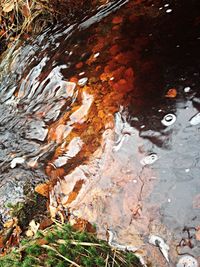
left=176, top=255, right=198, bottom=267
left=140, top=154, right=158, bottom=166
left=25, top=120, right=48, bottom=141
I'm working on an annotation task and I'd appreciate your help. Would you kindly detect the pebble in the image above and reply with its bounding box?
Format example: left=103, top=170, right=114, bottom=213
left=140, top=153, right=158, bottom=165
left=176, top=255, right=198, bottom=267
left=94, top=52, right=100, bottom=58
left=79, top=71, right=85, bottom=76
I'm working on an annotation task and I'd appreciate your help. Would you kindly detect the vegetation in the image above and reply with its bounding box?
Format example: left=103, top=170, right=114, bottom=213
left=0, top=222, right=142, bottom=267
left=0, top=0, right=102, bottom=54
left=6, top=193, right=47, bottom=230
left=0, top=0, right=54, bottom=53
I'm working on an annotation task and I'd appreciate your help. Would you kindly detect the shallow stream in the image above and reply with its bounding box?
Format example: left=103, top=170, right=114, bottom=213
left=0, top=0, right=200, bottom=265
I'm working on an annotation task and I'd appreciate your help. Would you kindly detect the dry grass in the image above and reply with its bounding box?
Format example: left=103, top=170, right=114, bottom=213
left=0, top=0, right=97, bottom=53
left=0, top=0, right=108, bottom=54
left=1, top=0, right=56, bottom=36
left=0, top=0, right=56, bottom=53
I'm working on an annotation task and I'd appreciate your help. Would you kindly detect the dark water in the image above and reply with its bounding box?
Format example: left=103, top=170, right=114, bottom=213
left=0, top=0, right=200, bottom=265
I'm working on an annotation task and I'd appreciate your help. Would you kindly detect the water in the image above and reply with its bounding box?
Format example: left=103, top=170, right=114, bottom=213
left=0, top=0, right=200, bottom=265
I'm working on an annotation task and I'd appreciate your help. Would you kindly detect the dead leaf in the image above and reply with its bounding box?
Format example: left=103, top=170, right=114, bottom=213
left=36, top=238, right=48, bottom=246
left=76, top=62, right=83, bottom=69
left=0, top=236, right=5, bottom=248
left=39, top=218, right=53, bottom=230
left=72, top=218, right=96, bottom=233
left=6, top=225, right=21, bottom=248
left=26, top=220, right=40, bottom=237
left=3, top=0, right=14, bottom=13
left=3, top=218, right=18, bottom=228
left=26, top=229, right=34, bottom=237
left=109, top=44, right=120, bottom=56
left=21, top=4, right=30, bottom=18
left=165, top=88, right=177, bottom=98
left=35, top=183, right=49, bottom=198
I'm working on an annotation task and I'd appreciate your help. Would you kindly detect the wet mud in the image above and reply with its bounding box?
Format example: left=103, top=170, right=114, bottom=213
left=0, top=0, right=200, bottom=265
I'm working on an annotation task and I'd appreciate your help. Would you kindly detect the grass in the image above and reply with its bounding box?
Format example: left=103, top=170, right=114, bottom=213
left=0, top=222, right=142, bottom=267
left=0, top=0, right=54, bottom=44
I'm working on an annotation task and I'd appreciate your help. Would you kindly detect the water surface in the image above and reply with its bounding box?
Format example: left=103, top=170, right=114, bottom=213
left=0, top=0, right=200, bottom=265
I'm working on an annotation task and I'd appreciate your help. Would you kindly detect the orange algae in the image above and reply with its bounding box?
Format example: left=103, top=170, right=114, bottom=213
left=109, top=44, right=120, bottom=56
left=75, top=62, right=83, bottom=69
left=112, top=16, right=123, bottom=24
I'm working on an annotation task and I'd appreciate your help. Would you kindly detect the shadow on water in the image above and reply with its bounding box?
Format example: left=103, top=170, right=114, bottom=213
left=0, top=0, right=200, bottom=265
left=125, top=0, right=200, bottom=263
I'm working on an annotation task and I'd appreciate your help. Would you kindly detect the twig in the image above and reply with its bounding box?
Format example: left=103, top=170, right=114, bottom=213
left=105, top=253, right=109, bottom=267
left=57, top=239, right=103, bottom=247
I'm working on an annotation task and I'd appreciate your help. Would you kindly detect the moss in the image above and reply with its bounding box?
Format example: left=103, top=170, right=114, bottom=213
left=21, top=256, right=38, bottom=267
left=45, top=257, right=59, bottom=266
left=58, top=244, right=67, bottom=255
left=94, top=256, right=105, bottom=266
left=0, top=223, right=143, bottom=267
left=45, top=232, right=57, bottom=243
left=56, top=261, right=66, bottom=267
left=25, top=244, right=42, bottom=256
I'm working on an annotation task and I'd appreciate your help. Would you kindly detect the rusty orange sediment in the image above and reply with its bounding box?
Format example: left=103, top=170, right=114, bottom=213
left=41, top=1, right=169, bottom=265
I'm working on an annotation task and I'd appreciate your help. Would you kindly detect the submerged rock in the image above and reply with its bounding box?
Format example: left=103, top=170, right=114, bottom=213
left=177, top=255, right=198, bottom=267
left=0, top=103, right=51, bottom=221
left=0, top=167, right=48, bottom=221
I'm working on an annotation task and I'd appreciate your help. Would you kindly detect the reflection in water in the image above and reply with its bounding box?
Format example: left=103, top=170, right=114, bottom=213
left=0, top=0, right=200, bottom=265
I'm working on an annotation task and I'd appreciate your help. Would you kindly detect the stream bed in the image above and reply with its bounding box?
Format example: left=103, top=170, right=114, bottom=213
left=0, top=0, right=200, bottom=266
